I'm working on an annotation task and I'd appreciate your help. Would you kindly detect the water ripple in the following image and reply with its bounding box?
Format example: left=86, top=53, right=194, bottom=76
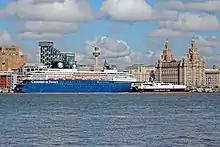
left=0, top=93, right=220, bottom=146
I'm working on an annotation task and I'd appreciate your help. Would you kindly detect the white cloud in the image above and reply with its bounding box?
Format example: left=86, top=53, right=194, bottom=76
left=158, top=0, right=220, bottom=12
left=100, top=0, right=153, bottom=21
left=149, top=28, right=193, bottom=37
left=198, top=46, right=213, bottom=55
left=0, top=30, right=50, bottom=61
left=157, top=0, right=185, bottom=11
left=99, top=0, right=178, bottom=22
left=77, top=36, right=158, bottom=66
left=194, top=35, right=220, bottom=48
left=193, top=35, right=220, bottom=55
left=184, top=1, right=220, bottom=12
left=159, top=13, right=219, bottom=31
left=0, top=30, right=35, bottom=59
left=1, top=0, right=93, bottom=22
left=17, top=20, right=79, bottom=39
left=21, top=21, right=79, bottom=33
left=83, top=36, right=132, bottom=59
left=20, top=32, right=64, bottom=39
left=0, top=0, right=93, bottom=39
left=0, top=30, right=17, bottom=46
left=184, top=35, right=220, bottom=56
left=153, top=10, right=178, bottom=21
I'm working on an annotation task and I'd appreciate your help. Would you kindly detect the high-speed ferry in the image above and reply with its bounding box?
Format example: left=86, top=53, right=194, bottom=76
left=131, top=81, right=187, bottom=92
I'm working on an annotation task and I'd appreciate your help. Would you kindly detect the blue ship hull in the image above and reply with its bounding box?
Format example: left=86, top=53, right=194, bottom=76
left=14, top=79, right=132, bottom=93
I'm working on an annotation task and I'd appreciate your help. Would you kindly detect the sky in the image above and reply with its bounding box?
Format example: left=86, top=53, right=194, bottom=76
left=0, top=0, right=220, bottom=68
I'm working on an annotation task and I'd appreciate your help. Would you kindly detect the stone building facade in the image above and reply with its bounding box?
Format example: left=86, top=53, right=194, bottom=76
left=125, top=64, right=155, bottom=82
left=155, top=38, right=205, bottom=86
left=0, top=46, right=27, bottom=71
left=205, top=65, right=220, bottom=87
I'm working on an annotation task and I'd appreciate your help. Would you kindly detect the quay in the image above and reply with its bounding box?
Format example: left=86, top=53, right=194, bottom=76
left=185, top=86, right=220, bottom=93
left=141, top=91, right=219, bottom=94
left=0, top=88, right=13, bottom=93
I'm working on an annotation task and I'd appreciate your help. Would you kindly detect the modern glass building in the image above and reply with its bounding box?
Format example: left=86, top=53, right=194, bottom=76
left=39, top=41, right=76, bottom=68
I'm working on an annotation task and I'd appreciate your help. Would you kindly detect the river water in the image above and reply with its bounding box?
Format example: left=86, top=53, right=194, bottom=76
left=0, top=93, right=220, bottom=146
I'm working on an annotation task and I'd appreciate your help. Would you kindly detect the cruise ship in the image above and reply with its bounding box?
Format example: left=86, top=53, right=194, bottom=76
left=14, top=63, right=137, bottom=93
left=14, top=45, right=138, bottom=93
left=131, top=81, right=187, bottom=92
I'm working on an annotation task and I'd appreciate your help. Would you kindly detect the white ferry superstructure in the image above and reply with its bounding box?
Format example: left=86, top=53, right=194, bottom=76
left=132, top=81, right=187, bottom=92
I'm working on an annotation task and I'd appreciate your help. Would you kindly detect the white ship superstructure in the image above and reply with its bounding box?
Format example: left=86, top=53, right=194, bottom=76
left=24, top=68, right=137, bottom=82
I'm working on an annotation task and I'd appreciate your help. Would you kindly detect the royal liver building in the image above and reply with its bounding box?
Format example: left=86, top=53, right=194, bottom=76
left=155, top=38, right=205, bottom=86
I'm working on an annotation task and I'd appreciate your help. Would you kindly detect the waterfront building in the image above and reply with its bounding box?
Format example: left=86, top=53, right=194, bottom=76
left=61, top=52, right=76, bottom=68
left=39, top=41, right=76, bottom=68
left=155, top=38, right=205, bottom=86
left=0, top=46, right=27, bottom=71
left=0, top=71, right=18, bottom=89
left=39, top=41, right=53, bottom=67
left=155, top=40, right=180, bottom=84
left=205, top=65, right=220, bottom=87
left=125, top=64, right=155, bottom=82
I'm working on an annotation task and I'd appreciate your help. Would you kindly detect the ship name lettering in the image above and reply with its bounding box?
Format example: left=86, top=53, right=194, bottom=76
left=32, top=81, right=48, bottom=83
left=49, top=81, right=58, bottom=83
left=31, top=81, right=58, bottom=84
